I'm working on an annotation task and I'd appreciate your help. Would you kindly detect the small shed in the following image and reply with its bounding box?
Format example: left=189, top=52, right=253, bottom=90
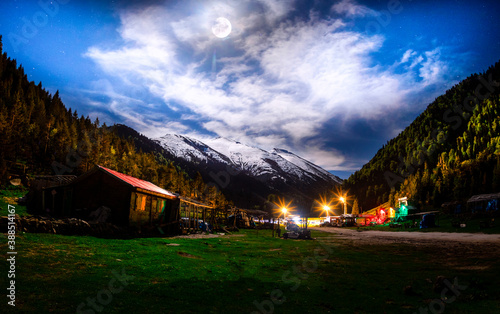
left=467, top=193, right=500, bottom=213
left=38, top=166, right=180, bottom=231
left=27, top=175, right=77, bottom=215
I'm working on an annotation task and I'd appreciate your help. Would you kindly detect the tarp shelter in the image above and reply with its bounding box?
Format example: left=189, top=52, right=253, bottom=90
left=467, top=193, right=500, bottom=213
left=34, top=166, right=180, bottom=231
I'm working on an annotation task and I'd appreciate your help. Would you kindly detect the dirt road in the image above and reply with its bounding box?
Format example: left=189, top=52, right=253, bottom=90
left=311, top=227, right=500, bottom=245
left=311, top=227, right=500, bottom=269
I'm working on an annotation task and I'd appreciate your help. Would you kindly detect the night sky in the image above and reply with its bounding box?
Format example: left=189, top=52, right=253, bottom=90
left=1, top=0, right=499, bottom=179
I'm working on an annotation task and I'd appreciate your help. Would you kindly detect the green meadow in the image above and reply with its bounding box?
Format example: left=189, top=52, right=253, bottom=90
left=1, top=228, right=499, bottom=313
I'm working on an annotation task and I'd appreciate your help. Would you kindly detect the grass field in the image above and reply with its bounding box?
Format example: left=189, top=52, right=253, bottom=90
left=1, top=228, right=499, bottom=313
left=0, top=185, right=28, bottom=216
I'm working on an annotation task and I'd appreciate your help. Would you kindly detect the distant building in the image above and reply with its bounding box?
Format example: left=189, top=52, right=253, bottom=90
left=467, top=193, right=500, bottom=213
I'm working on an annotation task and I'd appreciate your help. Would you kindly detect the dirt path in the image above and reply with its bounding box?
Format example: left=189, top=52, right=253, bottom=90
left=311, top=227, right=500, bottom=244
left=312, top=227, right=500, bottom=270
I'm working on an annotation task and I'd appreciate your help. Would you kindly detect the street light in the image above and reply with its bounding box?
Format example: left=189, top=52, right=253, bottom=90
left=339, top=197, right=346, bottom=215
left=322, top=205, right=331, bottom=224
left=281, top=207, right=288, bottom=216
left=322, top=205, right=330, bottom=216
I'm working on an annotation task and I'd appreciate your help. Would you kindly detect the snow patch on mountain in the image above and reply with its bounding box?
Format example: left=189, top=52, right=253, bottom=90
left=273, top=148, right=343, bottom=184
left=154, top=134, right=230, bottom=164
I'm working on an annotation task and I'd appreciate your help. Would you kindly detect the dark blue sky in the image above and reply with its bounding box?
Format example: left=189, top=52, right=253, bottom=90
left=1, top=0, right=499, bottom=179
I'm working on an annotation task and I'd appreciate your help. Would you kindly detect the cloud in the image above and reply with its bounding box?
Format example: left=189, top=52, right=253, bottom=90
left=401, top=49, right=416, bottom=64
left=84, top=1, right=459, bottom=172
left=331, top=0, right=378, bottom=18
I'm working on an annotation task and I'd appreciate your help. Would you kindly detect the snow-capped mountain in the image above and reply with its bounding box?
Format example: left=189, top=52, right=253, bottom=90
left=112, top=124, right=341, bottom=210
left=203, top=137, right=343, bottom=185
left=154, top=134, right=342, bottom=201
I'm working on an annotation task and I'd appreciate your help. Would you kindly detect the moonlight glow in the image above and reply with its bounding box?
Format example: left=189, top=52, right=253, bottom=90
left=212, top=17, right=232, bottom=38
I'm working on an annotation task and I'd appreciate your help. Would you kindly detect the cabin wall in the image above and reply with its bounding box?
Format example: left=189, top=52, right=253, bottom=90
left=129, top=192, right=180, bottom=231
left=71, top=171, right=131, bottom=226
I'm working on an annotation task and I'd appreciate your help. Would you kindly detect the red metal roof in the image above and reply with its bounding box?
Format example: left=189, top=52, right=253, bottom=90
left=98, top=165, right=177, bottom=198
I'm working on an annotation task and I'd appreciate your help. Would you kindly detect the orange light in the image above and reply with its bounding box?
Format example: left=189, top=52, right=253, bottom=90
left=314, top=194, right=334, bottom=215
left=273, top=197, right=295, bottom=217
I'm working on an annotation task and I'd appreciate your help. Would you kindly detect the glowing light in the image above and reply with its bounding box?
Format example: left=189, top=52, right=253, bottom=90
left=389, top=207, right=395, bottom=218
left=273, top=197, right=295, bottom=218
left=340, top=197, right=345, bottom=203
left=314, top=194, right=334, bottom=216
left=399, top=204, right=408, bottom=216
left=212, top=17, right=232, bottom=38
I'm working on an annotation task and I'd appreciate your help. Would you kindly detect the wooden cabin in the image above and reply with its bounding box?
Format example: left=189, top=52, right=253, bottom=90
left=33, top=165, right=180, bottom=231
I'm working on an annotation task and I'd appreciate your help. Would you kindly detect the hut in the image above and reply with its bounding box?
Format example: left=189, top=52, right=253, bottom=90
left=34, top=165, right=180, bottom=231
left=467, top=193, right=500, bottom=214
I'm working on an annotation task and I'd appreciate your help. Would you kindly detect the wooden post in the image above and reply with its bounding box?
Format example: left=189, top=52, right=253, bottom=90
left=188, top=204, right=192, bottom=233
left=272, top=217, right=275, bottom=237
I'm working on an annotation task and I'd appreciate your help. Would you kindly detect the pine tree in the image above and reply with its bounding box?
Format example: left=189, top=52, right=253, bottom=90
left=352, top=199, right=359, bottom=215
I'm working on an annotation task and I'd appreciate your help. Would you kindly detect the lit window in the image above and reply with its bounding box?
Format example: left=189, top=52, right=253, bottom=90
left=136, top=194, right=146, bottom=211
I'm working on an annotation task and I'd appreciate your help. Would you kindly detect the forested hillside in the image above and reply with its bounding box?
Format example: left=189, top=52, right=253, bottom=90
left=0, top=36, right=229, bottom=208
left=344, top=60, right=500, bottom=211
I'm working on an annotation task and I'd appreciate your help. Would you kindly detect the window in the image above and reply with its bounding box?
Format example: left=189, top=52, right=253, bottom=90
left=135, top=193, right=146, bottom=211
left=157, top=199, right=166, bottom=214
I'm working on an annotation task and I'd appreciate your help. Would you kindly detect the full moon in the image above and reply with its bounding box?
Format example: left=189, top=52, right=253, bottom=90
left=212, top=17, right=232, bottom=38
